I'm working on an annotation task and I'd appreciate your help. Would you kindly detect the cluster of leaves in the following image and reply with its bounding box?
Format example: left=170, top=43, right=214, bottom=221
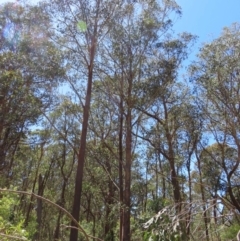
left=142, top=206, right=186, bottom=241
left=0, top=189, right=35, bottom=241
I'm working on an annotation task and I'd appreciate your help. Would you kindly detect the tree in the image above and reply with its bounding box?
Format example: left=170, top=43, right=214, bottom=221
left=0, top=2, right=64, bottom=182
left=136, top=33, right=195, bottom=210
left=99, top=1, right=183, bottom=239
left=191, top=23, right=240, bottom=212
left=43, top=0, right=122, bottom=240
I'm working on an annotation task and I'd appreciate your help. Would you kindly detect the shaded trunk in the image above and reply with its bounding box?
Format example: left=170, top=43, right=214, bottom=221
left=212, top=195, right=217, bottom=225
left=163, top=100, right=181, bottom=209
left=54, top=180, right=67, bottom=240
left=186, top=163, right=192, bottom=236
left=196, top=154, right=209, bottom=241
left=54, top=212, right=62, bottom=241
left=122, top=107, right=132, bottom=241
left=104, top=164, right=115, bottom=241
left=0, top=127, right=11, bottom=171
left=119, top=95, right=124, bottom=241
left=24, top=144, right=44, bottom=227
left=33, top=174, right=44, bottom=241
left=166, top=127, right=186, bottom=238
left=158, top=154, right=166, bottom=199
left=227, top=177, right=240, bottom=212
left=155, top=153, right=158, bottom=199
left=225, top=148, right=240, bottom=212
left=168, top=144, right=181, bottom=209
left=0, top=96, right=8, bottom=170
left=144, top=160, right=149, bottom=213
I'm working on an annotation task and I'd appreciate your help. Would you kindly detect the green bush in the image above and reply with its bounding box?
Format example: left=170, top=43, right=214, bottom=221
left=0, top=191, right=30, bottom=240
left=220, top=223, right=240, bottom=241
left=142, top=207, right=187, bottom=241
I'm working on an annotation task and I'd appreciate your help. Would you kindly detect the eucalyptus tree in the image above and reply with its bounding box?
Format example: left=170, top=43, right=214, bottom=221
left=98, top=1, right=184, bottom=240
left=199, top=143, right=239, bottom=220
left=87, top=81, right=121, bottom=240
left=17, top=96, right=81, bottom=240
left=44, top=97, right=80, bottom=241
left=179, top=103, right=202, bottom=236
left=192, top=142, right=240, bottom=241
left=135, top=33, right=196, bottom=209
left=190, top=23, right=240, bottom=212
left=44, top=0, right=184, bottom=240
left=0, top=2, right=64, bottom=181
left=43, top=0, right=124, bottom=240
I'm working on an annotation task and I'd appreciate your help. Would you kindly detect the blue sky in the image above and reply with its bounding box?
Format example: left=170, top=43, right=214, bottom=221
left=174, top=0, right=240, bottom=48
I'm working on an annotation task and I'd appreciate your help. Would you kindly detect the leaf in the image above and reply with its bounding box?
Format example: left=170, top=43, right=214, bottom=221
left=77, top=20, right=87, bottom=32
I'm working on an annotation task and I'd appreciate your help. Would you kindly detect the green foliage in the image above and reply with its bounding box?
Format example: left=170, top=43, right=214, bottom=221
left=220, top=223, right=240, bottom=240
left=77, top=21, right=87, bottom=32
left=146, top=198, right=171, bottom=214
left=0, top=190, right=33, bottom=241
left=143, top=207, right=187, bottom=241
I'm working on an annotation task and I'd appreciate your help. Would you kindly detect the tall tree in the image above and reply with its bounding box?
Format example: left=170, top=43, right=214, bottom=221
left=44, top=0, right=122, bottom=240
left=98, top=1, right=183, bottom=239
left=190, top=23, right=240, bottom=212
left=136, top=33, right=195, bottom=210
left=0, top=2, right=64, bottom=181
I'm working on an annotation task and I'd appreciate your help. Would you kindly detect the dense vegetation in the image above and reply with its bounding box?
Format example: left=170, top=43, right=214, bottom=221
left=0, top=0, right=240, bottom=240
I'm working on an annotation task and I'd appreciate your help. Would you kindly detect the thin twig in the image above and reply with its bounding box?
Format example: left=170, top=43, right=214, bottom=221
left=0, top=233, right=28, bottom=240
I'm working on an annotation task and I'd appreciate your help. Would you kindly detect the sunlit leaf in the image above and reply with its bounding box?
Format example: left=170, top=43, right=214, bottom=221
left=77, top=20, right=87, bottom=32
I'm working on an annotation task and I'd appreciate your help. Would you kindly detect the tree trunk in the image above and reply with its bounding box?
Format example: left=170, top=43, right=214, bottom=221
left=33, top=174, right=44, bottom=241
left=196, top=153, right=209, bottom=241
left=118, top=94, right=124, bottom=241
left=168, top=143, right=181, bottom=209
left=226, top=148, right=240, bottom=212
left=54, top=180, right=67, bottom=240
left=70, top=31, right=97, bottom=240
left=122, top=106, right=132, bottom=241
left=70, top=66, right=94, bottom=241
left=24, top=143, right=44, bottom=227
left=158, top=154, right=166, bottom=199
left=186, top=162, right=192, bottom=236
left=104, top=166, right=115, bottom=241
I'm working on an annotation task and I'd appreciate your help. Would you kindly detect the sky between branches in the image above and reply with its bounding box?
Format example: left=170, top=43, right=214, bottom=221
left=1, top=0, right=240, bottom=58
